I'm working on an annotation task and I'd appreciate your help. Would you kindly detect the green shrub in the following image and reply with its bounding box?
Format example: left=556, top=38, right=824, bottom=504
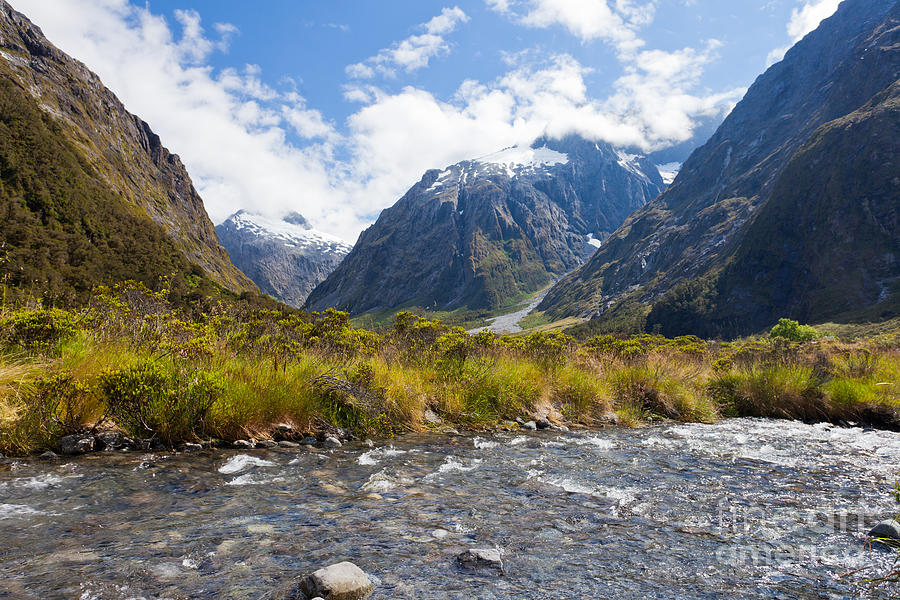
left=6, top=371, right=99, bottom=450
left=770, top=318, right=819, bottom=342
left=99, top=362, right=220, bottom=444
left=1, top=308, right=79, bottom=353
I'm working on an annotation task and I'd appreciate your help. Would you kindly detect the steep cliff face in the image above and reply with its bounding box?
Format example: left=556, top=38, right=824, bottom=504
left=305, top=136, right=663, bottom=314
left=216, top=211, right=352, bottom=307
left=0, top=1, right=254, bottom=297
left=541, top=0, right=900, bottom=337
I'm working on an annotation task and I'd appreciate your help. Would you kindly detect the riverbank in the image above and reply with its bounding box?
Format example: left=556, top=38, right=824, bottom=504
left=0, top=282, right=898, bottom=456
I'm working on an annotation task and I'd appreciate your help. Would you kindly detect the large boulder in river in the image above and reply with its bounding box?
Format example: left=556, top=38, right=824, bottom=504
left=297, top=561, right=373, bottom=600
left=868, top=519, right=900, bottom=548
left=457, top=548, right=504, bottom=573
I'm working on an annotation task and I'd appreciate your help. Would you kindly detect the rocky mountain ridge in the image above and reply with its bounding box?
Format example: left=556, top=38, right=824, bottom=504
left=216, top=211, right=352, bottom=307
left=305, top=135, right=664, bottom=315
left=540, top=0, right=900, bottom=337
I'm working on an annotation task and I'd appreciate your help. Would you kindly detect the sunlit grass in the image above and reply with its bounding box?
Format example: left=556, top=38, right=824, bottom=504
left=0, top=289, right=898, bottom=454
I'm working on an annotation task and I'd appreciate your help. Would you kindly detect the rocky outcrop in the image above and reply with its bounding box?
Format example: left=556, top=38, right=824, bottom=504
left=0, top=1, right=254, bottom=294
left=540, top=0, right=900, bottom=337
left=216, top=211, right=351, bottom=307
left=306, top=136, right=663, bottom=314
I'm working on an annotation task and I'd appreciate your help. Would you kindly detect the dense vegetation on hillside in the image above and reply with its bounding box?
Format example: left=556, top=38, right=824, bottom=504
left=0, top=76, right=275, bottom=311
left=1, top=282, right=898, bottom=455
left=0, top=76, right=195, bottom=303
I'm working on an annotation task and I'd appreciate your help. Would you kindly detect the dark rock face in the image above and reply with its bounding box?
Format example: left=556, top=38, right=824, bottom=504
left=541, top=0, right=900, bottom=337
left=306, top=136, right=663, bottom=314
left=216, top=211, right=351, bottom=307
left=0, top=1, right=254, bottom=294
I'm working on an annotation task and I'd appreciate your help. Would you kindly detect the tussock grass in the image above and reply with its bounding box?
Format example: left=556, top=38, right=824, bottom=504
left=0, top=282, right=898, bottom=454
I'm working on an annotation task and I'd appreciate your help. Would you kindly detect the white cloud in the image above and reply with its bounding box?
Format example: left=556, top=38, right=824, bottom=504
left=346, top=6, right=469, bottom=78
left=487, top=0, right=656, bottom=54
left=787, top=0, right=841, bottom=39
left=12, top=0, right=739, bottom=244
left=766, top=0, right=840, bottom=65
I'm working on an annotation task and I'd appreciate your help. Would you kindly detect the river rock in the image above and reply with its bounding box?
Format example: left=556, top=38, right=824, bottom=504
left=456, top=548, right=504, bottom=573
left=363, top=439, right=375, bottom=448
left=323, top=436, right=343, bottom=448
left=536, top=418, right=552, bottom=430
left=256, top=439, right=278, bottom=449
left=299, top=436, right=318, bottom=446
left=232, top=439, right=254, bottom=449
left=598, top=412, right=620, bottom=426
left=97, top=431, right=131, bottom=451
left=279, top=441, right=300, bottom=448
left=869, top=519, right=900, bottom=547
left=181, top=443, right=203, bottom=452
left=59, top=434, right=95, bottom=455
left=522, top=421, right=537, bottom=431
left=424, top=408, right=442, bottom=425
left=38, top=450, right=59, bottom=461
left=296, top=561, right=374, bottom=600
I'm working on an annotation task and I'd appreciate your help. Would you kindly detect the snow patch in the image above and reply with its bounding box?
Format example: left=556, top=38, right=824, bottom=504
left=476, top=145, right=569, bottom=170
left=656, top=162, right=681, bottom=185
left=615, top=150, right=650, bottom=181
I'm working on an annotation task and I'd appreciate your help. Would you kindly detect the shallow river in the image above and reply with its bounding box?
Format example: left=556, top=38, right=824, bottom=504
left=1, top=418, right=899, bottom=599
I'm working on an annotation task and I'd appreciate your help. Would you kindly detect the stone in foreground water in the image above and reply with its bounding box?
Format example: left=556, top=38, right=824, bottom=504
left=869, top=519, right=900, bottom=547
left=295, top=561, right=373, bottom=600
left=457, top=548, right=504, bottom=573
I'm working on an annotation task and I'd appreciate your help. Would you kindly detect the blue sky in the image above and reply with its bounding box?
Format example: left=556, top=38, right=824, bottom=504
left=14, top=0, right=841, bottom=241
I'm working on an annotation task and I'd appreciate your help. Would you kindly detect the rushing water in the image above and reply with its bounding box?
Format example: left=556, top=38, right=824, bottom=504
left=1, top=418, right=899, bottom=599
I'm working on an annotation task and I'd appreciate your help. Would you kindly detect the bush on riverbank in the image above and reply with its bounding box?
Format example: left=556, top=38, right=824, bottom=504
left=0, top=282, right=898, bottom=454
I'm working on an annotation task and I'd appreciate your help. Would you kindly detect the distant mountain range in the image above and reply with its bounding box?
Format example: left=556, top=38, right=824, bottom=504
left=216, top=211, right=352, bottom=307
left=0, top=0, right=255, bottom=302
left=305, top=135, right=664, bottom=314
left=539, top=0, right=900, bottom=337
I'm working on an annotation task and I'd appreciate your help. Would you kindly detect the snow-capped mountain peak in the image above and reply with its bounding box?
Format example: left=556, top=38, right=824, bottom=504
left=215, top=211, right=353, bottom=308
left=225, top=211, right=352, bottom=255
